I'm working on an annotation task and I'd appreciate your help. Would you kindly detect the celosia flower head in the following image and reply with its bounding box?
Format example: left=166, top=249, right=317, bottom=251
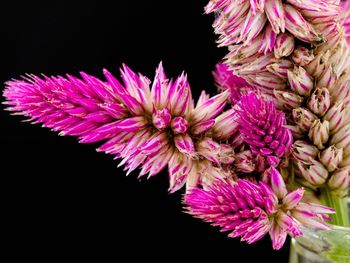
left=236, top=93, right=293, bottom=169
left=4, top=63, right=237, bottom=192
left=185, top=167, right=334, bottom=250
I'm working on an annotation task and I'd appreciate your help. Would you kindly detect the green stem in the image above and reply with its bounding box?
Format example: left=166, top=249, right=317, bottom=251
left=320, top=187, right=349, bottom=227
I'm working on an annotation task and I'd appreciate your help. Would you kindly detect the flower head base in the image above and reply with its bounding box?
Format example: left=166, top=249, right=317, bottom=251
left=185, top=167, right=334, bottom=250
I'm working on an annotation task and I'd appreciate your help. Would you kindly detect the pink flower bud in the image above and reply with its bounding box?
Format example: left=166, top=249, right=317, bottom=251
left=330, top=124, right=350, bottom=157
left=307, top=88, right=331, bottom=117
left=274, top=33, right=295, bottom=59
left=317, top=65, right=336, bottom=90
left=323, top=102, right=350, bottom=134
left=234, top=150, right=255, bottom=173
left=297, top=159, right=328, bottom=186
left=171, top=117, right=189, bottom=134
left=197, top=138, right=221, bottom=164
left=152, top=108, right=171, bottom=130
left=284, top=4, right=322, bottom=43
left=287, top=66, right=314, bottom=96
left=320, top=146, right=343, bottom=172
left=292, top=46, right=314, bottom=67
left=267, top=59, right=293, bottom=79
left=308, top=120, right=330, bottom=150
left=291, top=140, right=319, bottom=164
left=265, top=0, right=285, bottom=34
left=328, top=166, right=350, bottom=191
left=292, top=107, right=318, bottom=131
left=283, top=188, right=304, bottom=210
left=274, top=90, right=304, bottom=110
left=174, top=134, right=195, bottom=157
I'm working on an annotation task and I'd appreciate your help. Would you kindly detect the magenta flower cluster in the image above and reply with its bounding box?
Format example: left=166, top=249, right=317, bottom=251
left=4, top=0, right=349, bottom=250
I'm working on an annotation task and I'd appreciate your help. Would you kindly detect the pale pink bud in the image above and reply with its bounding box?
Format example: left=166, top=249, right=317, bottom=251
left=191, top=119, right=215, bottom=135
left=218, top=144, right=235, bottom=164
left=267, top=59, right=293, bottom=79
left=307, top=88, right=331, bottom=117
left=283, top=188, right=304, bottom=210
left=239, top=9, right=267, bottom=44
left=234, top=150, right=255, bottom=173
left=291, top=140, right=319, bottom=164
left=292, top=46, right=314, bottom=67
left=330, top=124, right=350, bottom=156
left=191, top=91, right=228, bottom=124
left=269, top=166, right=288, bottom=199
left=152, top=108, right=171, bottom=130
left=211, top=109, right=239, bottom=140
left=284, top=4, right=322, bottom=43
left=274, top=90, right=303, bottom=110
left=323, top=102, right=350, bottom=134
left=197, top=138, right=221, bottom=164
left=320, top=146, right=343, bottom=172
left=265, top=0, right=285, bottom=34
left=317, top=66, right=336, bottom=90
left=174, top=134, right=195, bottom=157
left=292, top=107, right=318, bottom=131
left=171, top=117, right=189, bottom=134
left=328, top=166, right=350, bottom=191
left=259, top=24, right=277, bottom=54
left=308, top=120, right=329, bottom=150
left=287, top=66, right=314, bottom=96
left=328, top=73, right=350, bottom=104
left=297, top=159, right=328, bottom=186
left=274, top=33, right=294, bottom=59
left=306, top=51, right=330, bottom=79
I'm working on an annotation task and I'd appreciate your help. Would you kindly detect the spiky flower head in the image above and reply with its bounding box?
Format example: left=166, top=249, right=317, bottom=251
left=185, top=167, right=334, bottom=250
left=236, top=93, right=293, bottom=171
left=4, top=63, right=239, bottom=192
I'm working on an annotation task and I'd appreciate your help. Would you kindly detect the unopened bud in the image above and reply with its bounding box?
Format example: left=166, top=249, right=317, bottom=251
left=328, top=166, right=350, bottom=191
left=308, top=120, right=330, bottom=150
left=287, top=66, right=314, bottom=96
left=293, top=107, right=318, bottom=131
left=292, top=140, right=319, bottom=164
left=274, top=33, right=295, bottom=59
left=292, top=46, right=315, bottom=66
left=234, top=150, right=255, bottom=173
left=274, top=90, right=304, bottom=110
left=320, top=146, right=343, bottom=172
left=307, top=88, right=331, bottom=117
left=297, top=159, right=328, bottom=186
left=153, top=108, right=171, bottom=130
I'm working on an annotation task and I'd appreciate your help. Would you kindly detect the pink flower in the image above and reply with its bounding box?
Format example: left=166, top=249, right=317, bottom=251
left=4, top=63, right=234, bottom=192
left=236, top=93, right=293, bottom=169
left=185, top=167, right=334, bottom=250
left=213, top=63, right=253, bottom=103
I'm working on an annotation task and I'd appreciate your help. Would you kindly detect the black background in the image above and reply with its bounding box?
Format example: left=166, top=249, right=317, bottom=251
left=1, top=1, right=289, bottom=261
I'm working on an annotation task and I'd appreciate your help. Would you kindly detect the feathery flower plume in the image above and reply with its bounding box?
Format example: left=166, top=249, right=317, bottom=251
left=185, top=167, right=334, bottom=250
left=3, top=63, right=238, bottom=192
